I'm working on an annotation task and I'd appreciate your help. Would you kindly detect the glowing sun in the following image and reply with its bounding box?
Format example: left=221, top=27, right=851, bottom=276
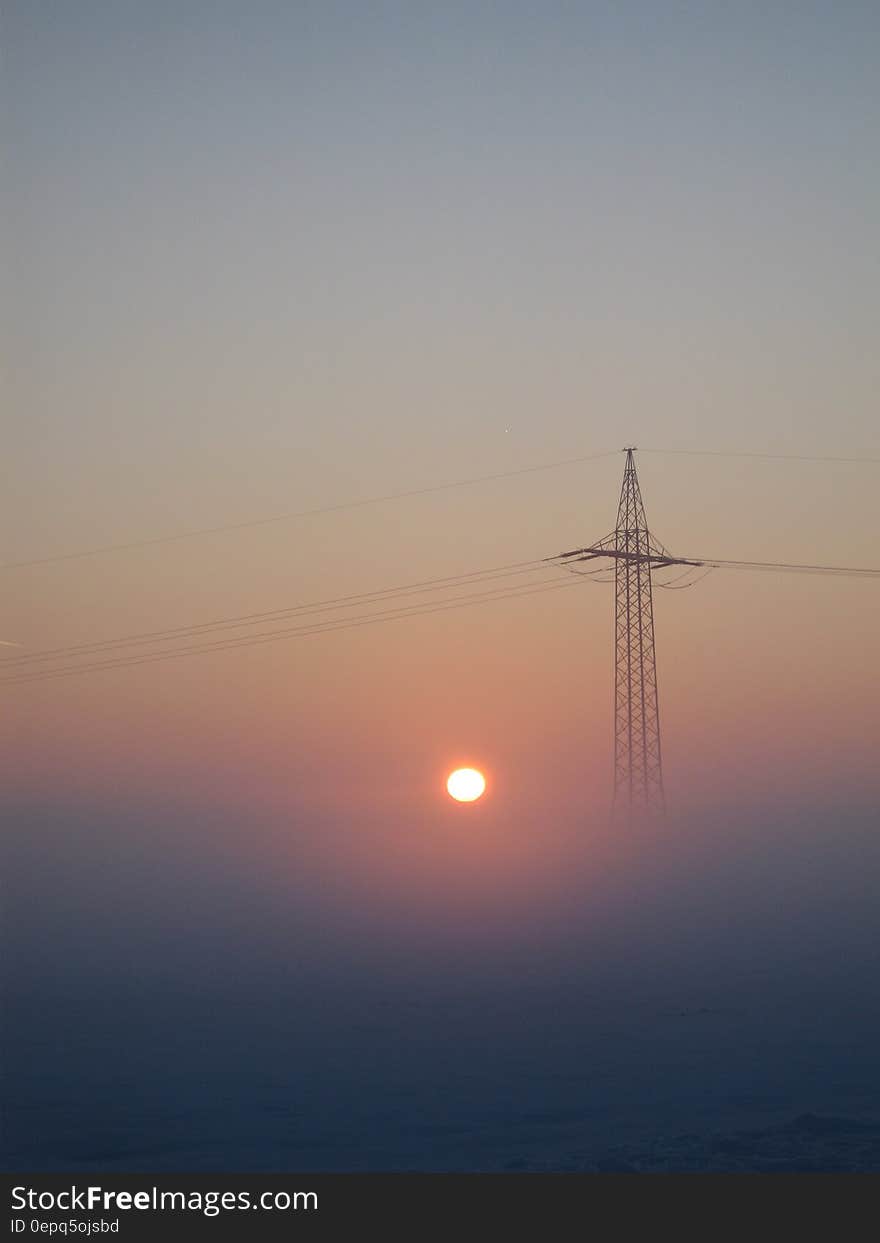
left=446, top=768, right=486, bottom=802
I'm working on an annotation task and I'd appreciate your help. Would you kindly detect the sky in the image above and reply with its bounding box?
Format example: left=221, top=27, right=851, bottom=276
left=2, top=1, right=880, bottom=1170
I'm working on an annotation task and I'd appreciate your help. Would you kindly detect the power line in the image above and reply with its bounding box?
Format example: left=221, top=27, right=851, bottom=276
left=0, top=449, right=619, bottom=571
left=700, top=557, right=880, bottom=578
left=654, top=565, right=714, bottom=589
left=0, top=574, right=580, bottom=687
left=655, top=568, right=715, bottom=590
left=0, top=557, right=554, bottom=667
left=5, top=444, right=878, bottom=574
left=4, top=551, right=878, bottom=689
left=558, top=547, right=880, bottom=581
left=641, top=448, right=880, bottom=465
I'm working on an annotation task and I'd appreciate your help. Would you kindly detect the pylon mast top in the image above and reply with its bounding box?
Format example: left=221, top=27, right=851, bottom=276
left=553, top=449, right=702, bottom=571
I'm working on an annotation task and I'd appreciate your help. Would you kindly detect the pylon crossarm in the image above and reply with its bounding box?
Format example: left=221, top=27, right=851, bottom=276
left=556, top=547, right=702, bottom=570
left=552, top=549, right=605, bottom=563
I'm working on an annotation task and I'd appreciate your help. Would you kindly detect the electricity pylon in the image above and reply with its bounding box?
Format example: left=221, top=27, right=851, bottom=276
left=556, top=449, right=700, bottom=819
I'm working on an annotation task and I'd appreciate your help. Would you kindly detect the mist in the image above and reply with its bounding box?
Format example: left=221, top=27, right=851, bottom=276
left=6, top=793, right=879, bottom=1170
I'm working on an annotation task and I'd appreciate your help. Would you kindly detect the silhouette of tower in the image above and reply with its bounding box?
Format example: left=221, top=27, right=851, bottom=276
left=611, top=449, right=664, bottom=816
left=556, top=449, right=700, bottom=818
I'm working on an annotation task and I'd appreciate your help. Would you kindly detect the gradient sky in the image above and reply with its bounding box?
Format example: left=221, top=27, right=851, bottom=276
left=3, top=3, right=879, bottom=985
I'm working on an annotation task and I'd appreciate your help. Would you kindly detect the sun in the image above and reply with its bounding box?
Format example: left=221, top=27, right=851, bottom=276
left=446, top=768, right=486, bottom=803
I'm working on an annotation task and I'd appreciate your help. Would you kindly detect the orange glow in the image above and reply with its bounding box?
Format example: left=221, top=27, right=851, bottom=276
left=446, top=768, right=487, bottom=802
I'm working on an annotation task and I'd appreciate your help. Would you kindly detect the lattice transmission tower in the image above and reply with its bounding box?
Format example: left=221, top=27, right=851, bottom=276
left=556, top=449, right=700, bottom=819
